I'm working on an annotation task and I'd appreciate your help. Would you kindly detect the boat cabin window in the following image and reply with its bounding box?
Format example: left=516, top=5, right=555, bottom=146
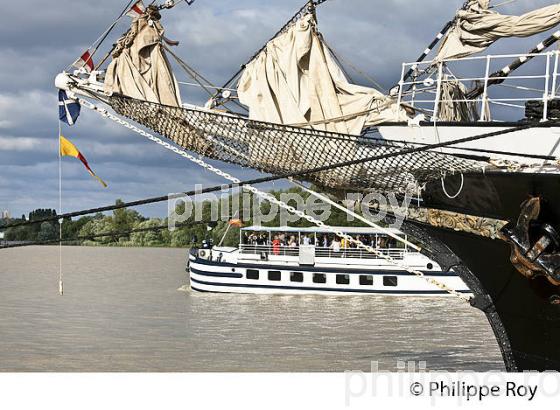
left=313, top=273, right=327, bottom=284
left=336, top=274, right=350, bottom=285
left=246, top=269, right=259, bottom=280
left=359, top=275, right=374, bottom=286
left=268, top=271, right=281, bottom=281
left=383, top=276, right=398, bottom=287
left=290, top=272, right=304, bottom=283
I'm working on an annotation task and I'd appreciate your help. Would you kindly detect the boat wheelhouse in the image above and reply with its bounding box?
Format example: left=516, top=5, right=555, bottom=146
left=187, top=226, right=471, bottom=296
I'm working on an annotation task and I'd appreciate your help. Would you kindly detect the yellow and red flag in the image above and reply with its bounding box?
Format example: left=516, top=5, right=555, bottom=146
left=59, top=135, right=107, bottom=188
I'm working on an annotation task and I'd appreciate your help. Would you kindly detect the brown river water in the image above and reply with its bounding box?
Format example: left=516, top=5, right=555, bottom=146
left=0, top=247, right=504, bottom=372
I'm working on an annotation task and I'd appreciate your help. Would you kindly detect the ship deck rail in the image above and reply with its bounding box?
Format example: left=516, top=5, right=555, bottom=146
left=396, top=51, right=560, bottom=123
left=239, top=244, right=406, bottom=260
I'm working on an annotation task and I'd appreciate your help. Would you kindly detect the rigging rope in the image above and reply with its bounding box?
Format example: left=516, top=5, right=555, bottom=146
left=157, top=0, right=196, bottom=10
left=325, top=43, right=386, bottom=92
left=491, top=0, right=519, bottom=8
left=0, top=221, right=207, bottom=250
left=64, top=0, right=136, bottom=72
left=164, top=45, right=247, bottom=112
left=79, top=96, right=479, bottom=301
left=97, top=92, right=560, bottom=200
left=216, top=0, right=327, bottom=95
left=7, top=97, right=553, bottom=231
left=360, top=130, right=558, bottom=161
left=396, top=1, right=473, bottom=90
left=9, top=92, right=550, bottom=298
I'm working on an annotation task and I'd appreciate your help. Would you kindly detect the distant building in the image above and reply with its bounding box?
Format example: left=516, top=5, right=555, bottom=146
left=1, top=210, right=10, bottom=220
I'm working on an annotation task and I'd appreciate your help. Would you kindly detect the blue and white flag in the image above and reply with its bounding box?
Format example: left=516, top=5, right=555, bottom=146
left=58, top=90, right=81, bottom=126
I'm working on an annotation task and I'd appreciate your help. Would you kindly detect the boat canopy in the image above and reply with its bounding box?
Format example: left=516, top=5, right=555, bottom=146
left=436, top=0, right=560, bottom=61
left=241, top=226, right=404, bottom=235
left=237, top=13, right=407, bottom=135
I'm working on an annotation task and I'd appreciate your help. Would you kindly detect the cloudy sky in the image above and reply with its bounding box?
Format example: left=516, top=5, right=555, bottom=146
left=0, top=0, right=555, bottom=218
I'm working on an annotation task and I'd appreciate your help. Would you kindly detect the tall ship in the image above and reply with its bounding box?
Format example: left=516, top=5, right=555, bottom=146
left=55, top=0, right=560, bottom=371
left=188, top=226, right=471, bottom=296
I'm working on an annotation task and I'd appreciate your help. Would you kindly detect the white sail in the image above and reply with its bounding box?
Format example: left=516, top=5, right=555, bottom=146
left=436, top=0, right=560, bottom=61
left=104, top=6, right=181, bottom=107
left=237, top=14, right=406, bottom=135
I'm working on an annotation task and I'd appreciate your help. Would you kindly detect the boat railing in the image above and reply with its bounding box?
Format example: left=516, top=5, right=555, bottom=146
left=396, top=51, right=560, bottom=122
left=239, top=244, right=406, bottom=260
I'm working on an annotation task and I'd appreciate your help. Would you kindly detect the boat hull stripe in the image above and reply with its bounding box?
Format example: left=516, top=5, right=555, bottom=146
left=189, top=277, right=472, bottom=295
left=190, top=267, right=243, bottom=279
left=192, top=257, right=457, bottom=277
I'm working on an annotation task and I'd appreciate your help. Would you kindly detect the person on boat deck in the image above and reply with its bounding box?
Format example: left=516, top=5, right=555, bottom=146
left=302, top=235, right=311, bottom=246
left=257, top=233, right=267, bottom=246
left=288, top=235, right=297, bottom=247
left=378, top=237, right=387, bottom=249
left=272, top=235, right=281, bottom=255
left=330, top=238, right=341, bottom=253
left=358, top=235, right=367, bottom=247
left=248, top=232, right=257, bottom=245
left=322, top=234, right=329, bottom=248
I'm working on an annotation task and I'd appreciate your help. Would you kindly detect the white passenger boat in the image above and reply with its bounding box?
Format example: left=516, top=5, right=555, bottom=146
left=187, top=226, right=471, bottom=296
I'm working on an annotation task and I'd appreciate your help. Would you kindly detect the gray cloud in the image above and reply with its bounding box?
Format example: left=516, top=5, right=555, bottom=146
left=0, top=0, right=558, bottom=217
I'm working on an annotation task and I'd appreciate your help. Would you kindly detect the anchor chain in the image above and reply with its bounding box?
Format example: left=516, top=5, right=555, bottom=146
left=80, top=97, right=471, bottom=302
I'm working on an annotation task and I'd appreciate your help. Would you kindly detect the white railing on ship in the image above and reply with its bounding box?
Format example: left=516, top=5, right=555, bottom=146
left=239, top=244, right=405, bottom=260
left=396, top=51, right=560, bottom=122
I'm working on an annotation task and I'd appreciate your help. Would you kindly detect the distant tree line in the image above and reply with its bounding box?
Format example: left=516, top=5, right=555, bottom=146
left=2, top=188, right=370, bottom=248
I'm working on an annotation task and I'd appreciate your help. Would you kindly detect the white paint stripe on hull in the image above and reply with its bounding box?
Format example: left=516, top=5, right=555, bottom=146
left=188, top=270, right=472, bottom=297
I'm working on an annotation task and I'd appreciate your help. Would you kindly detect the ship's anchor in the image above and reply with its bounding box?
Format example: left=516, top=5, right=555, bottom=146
left=501, top=197, right=560, bottom=287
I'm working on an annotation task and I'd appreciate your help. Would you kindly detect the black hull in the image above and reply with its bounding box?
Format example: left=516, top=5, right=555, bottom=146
left=408, top=171, right=560, bottom=371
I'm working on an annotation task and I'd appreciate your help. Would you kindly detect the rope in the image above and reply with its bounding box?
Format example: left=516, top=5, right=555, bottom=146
left=325, top=43, right=386, bottom=92
left=288, top=102, right=392, bottom=127
left=0, top=221, right=207, bottom=250
left=164, top=46, right=247, bottom=112
left=165, top=46, right=215, bottom=98
left=64, top=0, right=136, bottom=72
left=100, top=92, right=557, bottom=188
left=81, top=97, right=471, bottom=301
left=58, top=120, right=63, bottom=295
left=0, top=187, right=228, bottom=232
left=363, top=135, right=557, bottom=162
left=2, top=102, right=554, bottom=234
left=216, top=0, right=326, bottom=93
left=441, top=172, right=465, bottom=199
left=158, top=0, right=196, bottom=10
left=177, top=82, right=237, bottom=93
left=397, top=1, right=474, bottom=87
left=491, top=0, right=519, bottom=8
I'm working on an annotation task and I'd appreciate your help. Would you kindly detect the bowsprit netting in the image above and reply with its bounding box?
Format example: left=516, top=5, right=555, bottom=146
left=106, top=94, right=485, bottom=194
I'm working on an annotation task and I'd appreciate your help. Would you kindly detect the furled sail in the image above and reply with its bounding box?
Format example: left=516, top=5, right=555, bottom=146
left=436, top=0, right=560, bottom=61
left=237, top=14, right=407, bottom=135
left=104, top=6, right=181, bottom=107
